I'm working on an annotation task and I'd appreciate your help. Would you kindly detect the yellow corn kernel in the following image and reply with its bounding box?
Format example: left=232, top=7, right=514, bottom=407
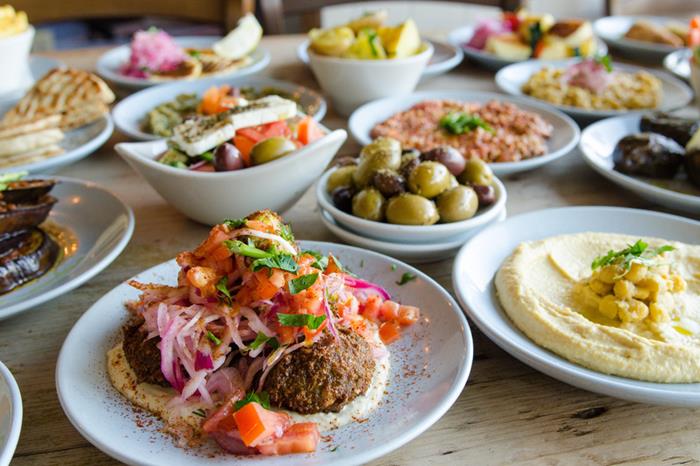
left=589, top=279, right=612, bottom=296
left=671, top=274, right=687, bottom=293
left=596, top=265, right=618, bottom=284
left=633, top=286, right=650, bottom=301
left=625, top=262, right=647, bottom=283
left=613, top=280, right=635, bottom=300
left=649, top=302, right=669, bottom=322
left=639, top=275, right=665, bottom=294
left=618, top=299, right=649, bottom=323
left=598, top=295, right=620, bottom=320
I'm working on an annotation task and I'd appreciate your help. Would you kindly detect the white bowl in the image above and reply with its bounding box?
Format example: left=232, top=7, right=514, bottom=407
left=116, top=129, right=347, bottom=225
left=0, top=361, right=22, bottom=466
left=664, top=48, right=691, bottom=82
left=307, top=42, right=433, bottom=116
left=317, top=166, right=506, bottom=243
left=593, top=16, right=684, bottom=62
left=348, top=90, right=580, bottom=176
left=0, top=26, right=33, bottom=96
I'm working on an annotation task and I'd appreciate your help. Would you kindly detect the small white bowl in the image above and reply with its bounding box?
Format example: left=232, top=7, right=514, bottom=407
left=0, top=361, right=22, bottom=466
left=116, top=128, right=347, bottom=225
left=317, top=166, right=507, bottom=244
left=307, top=42, right=433, bottom=116
left=0, top=26, right=34, bottom=96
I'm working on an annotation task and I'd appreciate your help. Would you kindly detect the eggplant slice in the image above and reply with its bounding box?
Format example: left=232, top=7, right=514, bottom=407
left=0, top=195, right=57, bottom=235
left=0, top=228, right=59, bottom=294
left=0, top=179, right=56, bottom=204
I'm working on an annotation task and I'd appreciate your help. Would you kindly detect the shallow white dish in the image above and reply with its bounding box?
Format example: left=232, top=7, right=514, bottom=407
left=0, top=55, right=63, bottom=104
left=113, top=76, right=327, bottom=141
left=96, top=36, right=270, bottom=90
left=0, top=177, right=134, bottom=320
left=320, top=207, right=506, bottom=263
left=594, top=16, right=685, bottom=61
left=348, top=90, right=580, bottom=176
left=447, top=25, right=608, bottom=71
left=0, top=361, right=21, bottom=466
left=317, top=166, right=506, bottom=244
left=297, top=38, right=462, bottom=79
left=664, top=48, right=691, bottom=82
left=495, top=59, right=693, bottom=122
left=56, top=240, right=473, bottom=466
left=452, top=206, right=700, bottom=406
left=116, top=128, right=347, bottom=225
left=579, top=114, right=700, bottom=215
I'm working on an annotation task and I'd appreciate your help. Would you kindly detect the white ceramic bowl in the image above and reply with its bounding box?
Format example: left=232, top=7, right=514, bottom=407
left=664, top=48, right=691, bottom=82
left=593, top=16, right=684, bottom=62
left=116, top=129, right=347, bottom=225
left=317, top=166, right=506, bottom=243
left=0, top=361, right=22, bottom=466
left=307, top=42, right=433, bottom=116
left=0, top=26, right=33, bottom=96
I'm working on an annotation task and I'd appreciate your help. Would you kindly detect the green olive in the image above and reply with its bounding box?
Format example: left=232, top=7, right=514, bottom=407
left=250, top=137, right=297, bottom=165
left=459, top=157, right=494, bottom=186
left=448, top=174, right=459, bottom=189
left=351, top=188, right=385, bottom=221
left=437, top=186, right=478, bottom=222
left=326, top=166, right=357, bottom=193
left=385, top=194, right=439, bottom=225
left=359, top=137, right=401, bottom=161
left=407, top=161, right=451, bottom=198
left=353, top=138, right=402, bottom=188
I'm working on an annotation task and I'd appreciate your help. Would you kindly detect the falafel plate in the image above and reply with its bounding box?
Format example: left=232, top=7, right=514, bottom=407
left=56, top=209, right=473, bottom=464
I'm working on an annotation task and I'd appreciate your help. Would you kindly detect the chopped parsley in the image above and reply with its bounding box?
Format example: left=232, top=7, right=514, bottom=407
left=0, top=171, right=27, bottom=191
left=396, top=272, right=417, bottom=285
left=207, top=331, right=222, bottom=346
left=391, top=264, right=397, bottom=271
left=595, top=54, right=613, bottom=73
left=248, top=332, right=278, bottom=350
left=251, top=253, right=299, bottom=273
left=279, top=222, right=295, bottom=243
left=199, top=151, right=214, bottom=162
left=234, top=391, right=271, bottom=410
left=289, top=273, right=319, bottom=295
left=303, top=250, right=329, bottom=270
left=439, top=112, right=493, bottom=135
left=223, top=217, right=247, bottom=229
left=192, top=408, right=207, bottom=418
left=224, top=239, right=271, bottom=259
left=216, top=276, right=232, bottom=304
left=591, top=239, right=675, bottom=271
left=278, top=313, right=326, bottom=330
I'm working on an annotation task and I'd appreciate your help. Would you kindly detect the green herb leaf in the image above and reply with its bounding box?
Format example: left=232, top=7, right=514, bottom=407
left=439, top=112, right=494, bottom=135
left=224, top=239, right=271, bottom=259
left=594, top=54, right=613, bottom=72
left=249, top=332, right=271, bottom=350
left=192, top=408, right=207, bottom=417
left=289, top=273, right=319, bottom=295
left=396, top=272, right=417, bottom=285
left=187, top=49, right=201, bottom=58
left=278, top=313, right=326, bottom=329
left=207, top=331, right=222, bottom=345
left=591, top=239, right=675, bottom=271
left=234, top=391, right=271, bottom=410
left=279, top=222, right=295, bottom=243
left=223, top=217, right=247, bottom=229
left=0, top=171, right=27, bottom=191
left=391, top=264, right=397, bottom=271
left=199, top=151, right=214, bottom=162
left=251, top=254, right=299, bottom=273
left=303, top=250, right=329, bottom=270
left=216, top=276, right=232, bottom=304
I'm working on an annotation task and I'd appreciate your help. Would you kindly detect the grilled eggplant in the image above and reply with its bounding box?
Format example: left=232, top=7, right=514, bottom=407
left=613, top=133, right=685, bottom=178
left=685, top=149, right=700, bottom=188
left=639, top=113, right=700, bottom=146
left=0, top=195, right=57, bottom=235
left=0, top=228, right=59, bottom=294
left=0, top=179, right=56, bottom=204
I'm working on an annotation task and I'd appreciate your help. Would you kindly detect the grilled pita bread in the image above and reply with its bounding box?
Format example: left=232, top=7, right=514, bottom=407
left=1, top=68, right=115, bottom=130
left=0, top=115, right=62, bottom=139
left=0, top=144, right=63, bottom=168
left=0, top=128, right=63, bottom=157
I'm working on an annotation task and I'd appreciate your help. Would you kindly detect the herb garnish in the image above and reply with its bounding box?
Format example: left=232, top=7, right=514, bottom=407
left=248, top=332, right=279, bottom=350
left=251, top=254, right=299, bottom=273
left=207, top=331, right=222, bottom=345
left=396, top=272, right=417, bottom=285
left=289, top=273, right=319, bottom=295
left=366, top=30, right=379, bottom=57
left=216, top=276, right=232, bottom=304
left=223, top=217, right=247, bottom=229
left=391, top=264, right=397, bottom=271
left=224, top=239, right=271, bottom=259
left=192, top=408, right=207, bottom=418
left=439, top=112, right=493, bottom=135
left=528, top=22, right=542, bottom=56
left=0, top=172, right=27, bottom=191
left=591, top=239, right=675, bottom=272
left=303, top=250, right=329, bottom=270
left=278, top=313, right=326, bottom=329
left=234, top=391, right=271, bottom=410
left=594, top=54, right=613, bottom=73
left=199, top=151, right=214, bottom=162
left=187, top=49, right=201, bottom=58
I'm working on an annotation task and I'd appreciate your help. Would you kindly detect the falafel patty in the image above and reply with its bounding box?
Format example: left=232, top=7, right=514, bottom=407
left=122, top=323, right=169, bottom=387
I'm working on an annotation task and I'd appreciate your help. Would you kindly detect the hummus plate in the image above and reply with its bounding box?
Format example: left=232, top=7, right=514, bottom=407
left=452, top=206, right=700, bottom=406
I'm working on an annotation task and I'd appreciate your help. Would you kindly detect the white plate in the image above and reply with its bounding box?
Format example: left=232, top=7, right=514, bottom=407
left=0, top=55, right=63, bottom=103
left=664, top=48, right=691, bottom=81
left=447, top=25, right=608, bottom=71
left=56, top=240, right=473, bottom=466
left=452, top=206, right=700, bottom=406
left=113, top=76, right=327, bottom=141
left=594, top=16, right=685, bottom=61
left=96, top=36, right=270, bottom=90
left=0, top=99, right=113, bottom=174
left=579, top=114, right=700, bottom=215
left=0, top=177, right=134, bottom=320
left=348, top=90, right=580, bottom=176
left=297, top=38, right=463, bottom=79
left=0, top=361, right=21, bottom=466
left=320, top=207, right=506, bottom=263
left=495, top=59, right=693, bottom=122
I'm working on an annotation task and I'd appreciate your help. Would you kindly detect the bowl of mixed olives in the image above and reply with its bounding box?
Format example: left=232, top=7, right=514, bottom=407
left=317, top=137, right=506, bottom=243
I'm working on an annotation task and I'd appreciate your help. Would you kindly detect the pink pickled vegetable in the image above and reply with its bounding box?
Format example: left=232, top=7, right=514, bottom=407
left=122, top=29, right=186, bottom=78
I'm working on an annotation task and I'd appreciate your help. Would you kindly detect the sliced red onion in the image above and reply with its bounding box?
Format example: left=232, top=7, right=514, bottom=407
left=343, top=276, right=391, bottom=300
left=240, top=307, right=274, bottom=337
left=322, top=287, right=339, bottom=343
left=243, top=357, right=264, bottom=390
left=231, top=228, right=296, bottom=255
left=195, top=351, right=214, bottom=371
left=209, top=431, right=257, bottom=455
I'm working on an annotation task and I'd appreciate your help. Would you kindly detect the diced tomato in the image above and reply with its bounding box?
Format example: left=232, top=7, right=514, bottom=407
left=233, top=134, right=255, bottom=166
left=361, top=295, right=383, bottom=322
left=690, top=16, right=700, bottom=29
left=199, top=86, right=222, bottom=114
left=379, top=320, right=402, bottom=344
left=253, top=270, right=282, bottom=301
left=324, top=254, right=343, bottom=274
left=296, top=117, right=324, bottom=145
left=689, top=27, right=700, bottom=47
left=237, top=127, right=266, bottom=144
left=502, top=12, right=519, bottom=31
left=256, top=422, right=320, bottom=455
left=277, top=325, right=297, bottom=345
left=233, top=402, right=291, bottom=447
left=259, top=120, right=292, bottom=139
left=379, top=300, right=400, bottom=322
left=186, top=266, right=219, bottom=296
left=397, top=305, right=420, bottom=326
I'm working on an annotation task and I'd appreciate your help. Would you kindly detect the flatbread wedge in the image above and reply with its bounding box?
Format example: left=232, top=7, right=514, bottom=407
left=0, top=144, right=63, bottom=168
left=0, top=128, right=64, bottom=157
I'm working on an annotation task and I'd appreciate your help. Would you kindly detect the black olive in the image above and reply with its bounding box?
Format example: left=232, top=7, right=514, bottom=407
left=421, top=146, right=466, bottom=176
left=331, top=187, right=355, bottom=213
left=613, top=133, right=684, bottom=179
left=214, top=143, right=245, bottom=172
left=472, top=184, right=496, bottom=208
left=372, top=169, right=406, bottom=198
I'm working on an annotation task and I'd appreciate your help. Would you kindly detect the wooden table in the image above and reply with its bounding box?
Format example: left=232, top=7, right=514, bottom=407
left=2, top=35, right=700, bottom=466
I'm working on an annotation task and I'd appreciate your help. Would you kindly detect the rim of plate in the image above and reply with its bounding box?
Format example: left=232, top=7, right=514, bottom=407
left=96, top=36, right=270, bottom=87
left=579, top=114, right=700, bottom=213
left=0, top=361, right=22, bottom=466
left=0, top=176, right=135, bottom=320
left=112, top=75, right=327, bottom=141
left=452, top=206, right=700, bottom=406
left=56, top=240, right=473, bottom=466
left=347, top=89, right=580, bottom=174
left=495, top=59, right=694, bottom=119
left=593, top=16, right=685, bottom=55
left=663, top=48, right=691, bottom=81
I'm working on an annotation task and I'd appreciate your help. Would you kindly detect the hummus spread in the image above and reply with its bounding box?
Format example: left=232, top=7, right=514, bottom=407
left=495, top=232, right=700, bottom=382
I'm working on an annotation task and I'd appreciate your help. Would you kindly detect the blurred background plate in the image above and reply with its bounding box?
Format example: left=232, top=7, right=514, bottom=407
left=0, top=361, right=21, bottom=466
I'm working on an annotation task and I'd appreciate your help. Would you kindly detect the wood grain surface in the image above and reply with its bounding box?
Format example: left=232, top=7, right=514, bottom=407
left=1, top=35, right=699, bottom=466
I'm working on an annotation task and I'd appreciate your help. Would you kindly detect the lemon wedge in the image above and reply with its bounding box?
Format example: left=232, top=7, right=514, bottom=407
left=213, top=14, right=263, bottom=59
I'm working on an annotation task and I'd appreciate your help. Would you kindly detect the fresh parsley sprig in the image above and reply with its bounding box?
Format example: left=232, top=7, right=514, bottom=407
left=591, top=239, right=675, bottom=271
left=396, top=272, right=417, bottom=285
left=594, top=54, right=613, bottom=73
left=439, top=112, right=494, bottom=135
left=234, top=391, right=271, bottom=410
left=278, top=313, right=326, bottom=330
left=289, top=273, right=319, bottom=295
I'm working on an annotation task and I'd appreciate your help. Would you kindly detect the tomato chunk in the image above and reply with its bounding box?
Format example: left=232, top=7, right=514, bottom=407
left=233, top=402, right=290, bottom=447
left=361, top=295, right=383, bottom=322
left=397, top=305, right=420, bottom=326
left=256, top=422, right=320, bottom=456
left=379, top=300, right=400, bottom=322
left=379, top=320, right=402, bottom=344
left=297, top=117, right=325, bottom=145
